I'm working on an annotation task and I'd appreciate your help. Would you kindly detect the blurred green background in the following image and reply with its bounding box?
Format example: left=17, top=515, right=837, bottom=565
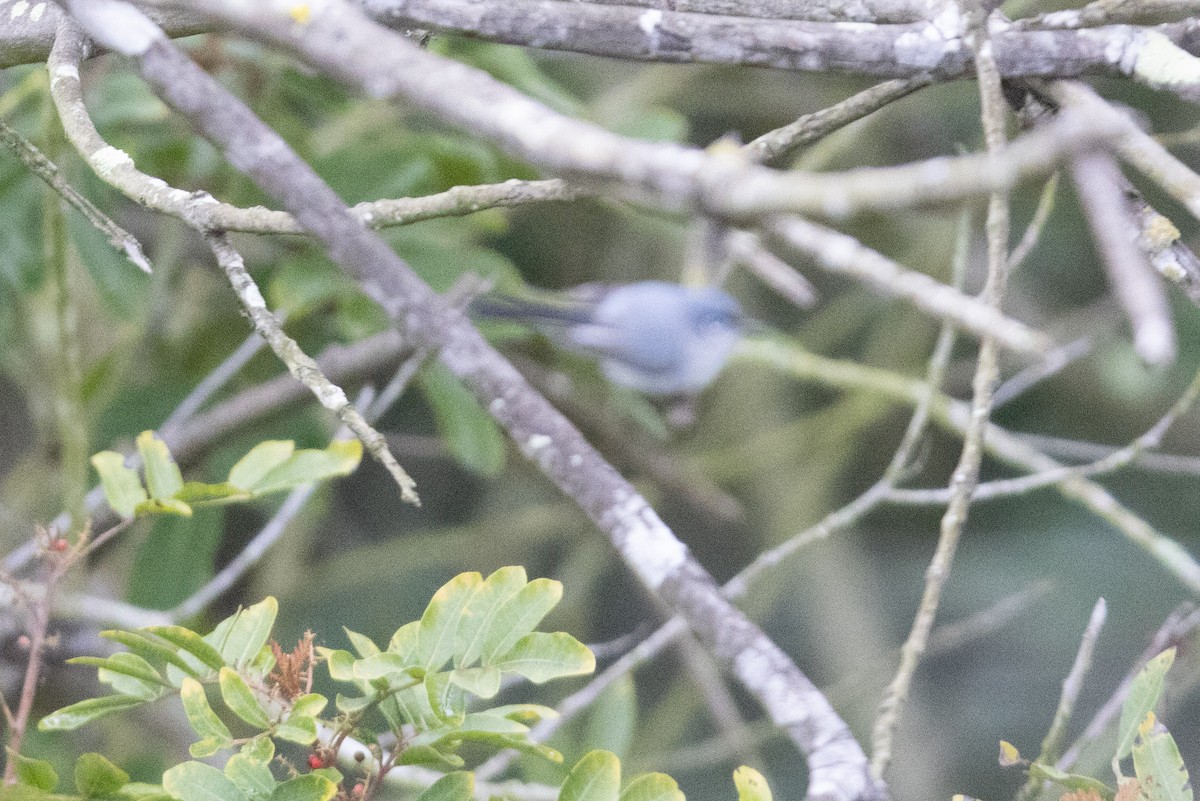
left=3, top=23, right=1200, bottom=801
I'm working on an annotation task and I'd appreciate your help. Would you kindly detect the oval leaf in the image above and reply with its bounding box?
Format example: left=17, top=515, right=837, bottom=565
left=619, top=773, right=685, bottom=801
left=180, top=677, right=233, bottom=753
left=164, top=761, right=247, bottom=801
left=75, top=753, right=130, bottom=798
left=271, top=775, right=336, bottom=801
left=137, top=431, right=184, bottom=500
left=1133, top=713, right=1192, bottom=801
left=560, top=750, right=621, bottom=801
left=494, top=632, right=595, bottom=683
left=228, top=441, right=295, bottom=491
left=219, top=668, right=272, bottom=729
left=91, top=451, right=147, bottom=518
left=733, top=767, right=773, bottom=801
left=38, top=694, right=145, bottom=731
left=8, top=751, right=58, bottom=791
left=416, top=771, right=474, bottom=801
left=1117, top=649, right=1176, bottom=762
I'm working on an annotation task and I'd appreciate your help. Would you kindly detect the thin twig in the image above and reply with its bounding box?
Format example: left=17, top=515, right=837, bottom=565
left=0, top=118, right=150, bottom=272
left=1058, top=604, right=1200, bottom=771
left=1070, top=150, right=1175, bottom=365
left=871, top=5, right=1013, bottom=776
left=1017, top=598, right=1107, bottom=801
left=887, top=364, right=1200, bottom=505
left=207, top=233, right=420, bottom=505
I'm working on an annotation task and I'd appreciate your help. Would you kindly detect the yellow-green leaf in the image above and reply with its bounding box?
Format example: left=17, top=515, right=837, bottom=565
left=733, top=766, right=773, bottom=801
left=560, top=751, right=621, bottom=801
left=137, top=431, right=184, bottom=500
left=90, top=451, right=147, bottom=518
left=1133, top=712, right=1192, bottom=801
left=219, top=668, right=271, bottom=729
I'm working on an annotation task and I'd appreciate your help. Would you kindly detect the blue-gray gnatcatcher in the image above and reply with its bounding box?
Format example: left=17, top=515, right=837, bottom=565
left=471, top=280, right=744, bottom=395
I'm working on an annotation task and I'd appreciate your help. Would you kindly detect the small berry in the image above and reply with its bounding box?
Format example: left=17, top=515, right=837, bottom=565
left=308, top=754, right=324, bottom=770
left=353, top=783, right=365, bottom=796
left=48, top=538, right=68, bottom=552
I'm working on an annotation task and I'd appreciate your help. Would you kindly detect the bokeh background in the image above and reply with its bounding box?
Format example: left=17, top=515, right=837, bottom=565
left=3, top=18, right=1200, bottom=801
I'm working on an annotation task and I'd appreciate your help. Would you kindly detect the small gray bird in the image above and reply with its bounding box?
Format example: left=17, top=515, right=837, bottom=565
left=471, top=281, right=744, bottom=395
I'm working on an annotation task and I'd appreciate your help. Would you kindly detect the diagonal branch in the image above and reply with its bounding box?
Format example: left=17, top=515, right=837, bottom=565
left=57, top=6, right=886, bottom=800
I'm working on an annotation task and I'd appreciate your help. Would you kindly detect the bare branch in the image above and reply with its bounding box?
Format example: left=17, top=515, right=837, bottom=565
left=1070, top=150, right=1176, bottom=365
left=64, top=8, right=884, bottom=797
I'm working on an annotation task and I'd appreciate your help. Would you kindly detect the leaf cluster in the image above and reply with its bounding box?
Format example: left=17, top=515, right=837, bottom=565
left=91, top=431, right=362, bottom=518
left=1000, top=648, right=1191, bottom=801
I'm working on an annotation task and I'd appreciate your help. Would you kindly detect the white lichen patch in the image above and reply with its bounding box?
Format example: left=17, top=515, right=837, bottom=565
left=638, top=8, right=663, bottom=35
left=51, top=63, right=79, bottom=86
left=10, top=1, right=28, bottom=18
left=29, top=2, right=44, bottom=22
left=1131, top=31, right=1200, bottom=89
left=93, top=145, right=135, bottom=175
left=613, top=493, right=686, bottom=589
left=526, top=433, right=552, bottom=451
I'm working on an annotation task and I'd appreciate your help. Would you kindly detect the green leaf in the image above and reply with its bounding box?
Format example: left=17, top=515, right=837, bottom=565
left=456, top=566, right=527, bottom=668
left=419, top=363, right=506, bottom=476
left=174, top=482, right=253, bottom=506
left=133, top=497, right=194, bottom=517
left=560, top=750, right=621, bottom=801
left=270, top=775, right=336, bottom=801
left=287, top=694, right=327, bottom=718
left=425, top=669, right=467, bottom=722
left=310, top=769, right=342, bottom=786
left=494, top=632, right=595, bottom=683
left=8, top=750, right=58, bottom=791
left=351, top=652, right=416, bottom=682
left=75, top=753, right=130, bottom=798
left=580, top=675, right=636, bottom=761
left=397, top=746, right=464, bottom=770
left=480, top=578, right=562, bottom=664
left=164, top=761, right=247, bottom=801
left=1027, top=764, right=1115, bottom=799
left=319, top=648, right=355, bottom=681
left=335, top=693, right=374, bottom=714
left=487, top=703, right=559, bottom=725
left=618, top=773, right=685, bottom=801
left=1117, top=649, right=1176, bottom=765
left=1133, top=713, right=1192, bottom=801
left=210, top=598, right=278, bottom=669
left=120, top=782, right=175, bottom=800
left=733, top=767, right=773, bottom=801
left=180, top=677, right=233, bottom=756
left=67, top=202, right=150, bottom=320
left=415, top=772, right=474, bottom=801
left=90, top=451, right=147, bottom=518
left=448, top=666, right=501, bottom=698
left=69, top=652, right=167, bottom=699
left=128, top=508, right=222, bottom=610
left=417, top=572, right=483, bottom=671
left=387, top=621, right=419, bottom=658
left=219, top=667, right=272, bottom=729
left=137, top=431, right=184, bottom=500
left=227, top=441, right=296, bottom=491
left=100, top=630, right=202, bottom=681
left=239, top=440, right=362, bottom=496
left=275, top=714, right=318, bottom=745
left=143, top=625, right=225, bottom=671
left=38, top=694, right=146, bottom=731
left=224, top=755, right=276, bottom=801
left=343, top=628, right=380, bottom=658
left=241, top=737, right=275, bottom=764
